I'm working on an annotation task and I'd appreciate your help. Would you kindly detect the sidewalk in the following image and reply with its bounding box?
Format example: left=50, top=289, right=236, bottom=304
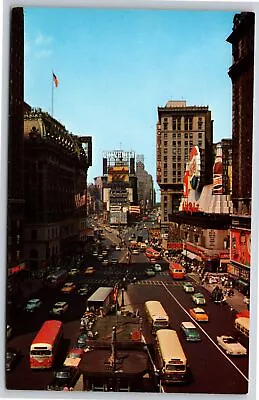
left=188, top=272, right=248, bottom=313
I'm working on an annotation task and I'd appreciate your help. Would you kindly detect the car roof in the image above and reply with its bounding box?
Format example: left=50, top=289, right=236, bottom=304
left=181, top=321, right=197, bottom=329
left=55, top=301, right=67, bottom=306
left=193, top=307, right=205, bottom=312
left=28, top=298, right=40, bottom=302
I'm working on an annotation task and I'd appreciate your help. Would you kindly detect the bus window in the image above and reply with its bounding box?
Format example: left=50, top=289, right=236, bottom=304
left=145, top=301, right=169, bottom=334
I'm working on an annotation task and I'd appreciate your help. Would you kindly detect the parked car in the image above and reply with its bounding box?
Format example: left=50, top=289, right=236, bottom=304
left=180, top=321, right=201, bottom=342
left=6, top=349, right=18, bottom=372
left=192, top=292, right=206, bottom=305
left=47, top=366, right=80, bottom=391
left=61, top=282, right=76, bottom=294
left=63, top=348, right=84, bottom=368
left=153, top=263, right=162, bottom=272
left=216, top=335, right=247, bottom=356
left=111, top=259, right=118, bottom=265
left=85, top=267, right=95, bottom=275
left=92, top=251, right=98, bottom=257
left=50, top=301, right=69, bottom=316
left=183, top=282, right=195, bottom=293
left=145, top=268, right=156, bottom=277
left=132, top=249, right=139, bottom=255
left=24, top=298, right=42, bottom=312
left=115, top=245, right=121, bottom=251
left=97, top=255, right=103, bottom=261
left=75, top=333, right=90, bottom=350
left=77, top=284, right=89, bottom=296
left=102, top=250, right=108, bottom=256
left=189, top=307, right=209, bottom=322
left=101, top=259, right=109, bottom=266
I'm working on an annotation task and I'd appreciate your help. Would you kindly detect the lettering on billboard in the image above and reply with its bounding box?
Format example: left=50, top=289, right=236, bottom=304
left=182, top=201, right=200, bottom=213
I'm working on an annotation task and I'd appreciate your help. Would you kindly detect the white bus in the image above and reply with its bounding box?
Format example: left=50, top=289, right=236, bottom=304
left=156, top=329, right=188, bottom=384
left=87, top=287, right=115, bottom=316
left=145, top=301, right=169, bottom=334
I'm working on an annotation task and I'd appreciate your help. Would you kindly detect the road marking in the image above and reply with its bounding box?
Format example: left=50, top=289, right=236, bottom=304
left=161, top=282, right=249, bottom=382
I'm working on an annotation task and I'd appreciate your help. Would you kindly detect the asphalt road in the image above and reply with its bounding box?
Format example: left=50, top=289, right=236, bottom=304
left=6, top=241, right=249, bottom=394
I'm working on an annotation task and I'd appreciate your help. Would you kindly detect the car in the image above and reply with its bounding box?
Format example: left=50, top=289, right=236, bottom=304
left=77, top=284, right=89, bottom=296
left=145, top=268, right=156, bottom=277
left=183, top=282, right=195, bottom=293
left=85, top=267, right=95, bottom=275
left=50, top=301, right=69, bottom=315
left=24, top=298, right=42, bottom=312
left=180, top=321, right=201, bottom=342
left=61, top=282, right=76, bottom=294
left=47, top=366, right=80, bottom=391
left=189, top=307, right=209, bottom=322
left=111, top=259, right=118, bottom=265
left=97, top=255, right=103, bottom=261
left=68, top=268, right=79, bottom=276
left=132, top=249, right=139, bottom=255
left=63, top=348, right=85, bottom=368
left=92, top=251, right=98, bottom=257
left=115, top=245, right=121, bottom=251
left=101, top=259, right=109, bottom=266
left=216, top=335, right=247, bottom=355
left=192, top=292, right=206, bottom=305
left=7, top=325, right=12, bottom=339
left=75, top=333, right=90, bottom=350
left=149, top=258, right=157, bottom=264
left=6, top=349, right=18, bottom=372
left=102, top=250, right=108, bottom=256
left=153, top=263, right=162, bottom=272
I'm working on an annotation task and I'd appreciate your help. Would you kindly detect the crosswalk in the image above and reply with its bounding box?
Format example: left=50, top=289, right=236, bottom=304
left=132, top=280, right=186, bottom=287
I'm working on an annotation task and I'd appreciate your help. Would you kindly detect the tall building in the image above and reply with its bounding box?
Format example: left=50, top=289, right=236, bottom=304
left=156, top=100, right=213, bottom=224
left=102, top=150, right=138, bottom=225
left=226, top=12, right=254, bottom=292
left=7, top=8, right=25, bottom=277
left=23, top=106, right=92, bottom=269
left=135, top=155, right=154, bottom=211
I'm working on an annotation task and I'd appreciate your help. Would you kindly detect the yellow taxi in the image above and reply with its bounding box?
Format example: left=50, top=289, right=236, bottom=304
left=61, top=282, right=76, bottom=294
left=189, top=307, right=209, bottom=322
left=84, top=267, right=95, bottom=275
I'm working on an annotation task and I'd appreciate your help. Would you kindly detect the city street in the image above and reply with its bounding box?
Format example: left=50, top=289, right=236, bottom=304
left=6, top=241, right=248, bottom=393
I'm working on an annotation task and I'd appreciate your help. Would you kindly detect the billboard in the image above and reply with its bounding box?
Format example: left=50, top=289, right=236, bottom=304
left=213, top=144, right=223, bottom=195
left=230, top=229, right=251, bottom=267
left=189, top=146, right=201, bottom=190
left=108, top=166, right=129, bottom=183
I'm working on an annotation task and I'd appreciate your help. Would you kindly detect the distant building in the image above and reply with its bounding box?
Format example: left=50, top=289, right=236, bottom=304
left=102, top=150, right=138, bottom=226
left=226, top=12, right=254, bottom=292
left=156, top=100, right=213, bottom=224
left=23, top=106, right=92, bottom=269
left=135, top=155, right=154, bottom=211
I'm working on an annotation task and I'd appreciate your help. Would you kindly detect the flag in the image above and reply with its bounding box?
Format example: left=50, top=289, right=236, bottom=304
left=53, top=72, right=59, bottom=87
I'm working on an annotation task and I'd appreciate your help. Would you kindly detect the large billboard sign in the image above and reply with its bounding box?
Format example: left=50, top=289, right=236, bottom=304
left=230, top=229, right=251, bottom=267
left=108, top=166, right=129, bottom=183
left=189, top=146, right=201, bottom=190
left=213, top=144, right=223, bottom=195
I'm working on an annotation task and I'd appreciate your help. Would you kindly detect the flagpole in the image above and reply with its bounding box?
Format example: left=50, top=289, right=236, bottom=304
left=51, top=69, right=54, bottom=117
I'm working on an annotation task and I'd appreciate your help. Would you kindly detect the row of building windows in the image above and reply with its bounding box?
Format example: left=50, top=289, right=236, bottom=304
left=162, top=118, right=204, bottom=131
left=163, top=132, right=203, bottom=139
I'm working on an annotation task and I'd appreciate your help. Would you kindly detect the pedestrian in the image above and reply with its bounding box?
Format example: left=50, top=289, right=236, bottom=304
left=63, top=386, right=69, bottom=391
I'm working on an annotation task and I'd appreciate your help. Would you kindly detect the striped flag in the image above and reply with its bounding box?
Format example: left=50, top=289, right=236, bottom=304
left=53, top=72, right=59, bottom=87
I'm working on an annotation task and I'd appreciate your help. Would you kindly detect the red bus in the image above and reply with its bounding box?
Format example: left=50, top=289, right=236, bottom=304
left=169, top=263, right=186, bottom=280
left=30, top=320, right=63, bottom=369
left=145, top=247, right=160, bottom=259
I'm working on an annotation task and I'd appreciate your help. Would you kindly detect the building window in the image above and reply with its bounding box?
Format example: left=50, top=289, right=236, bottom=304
left=172, top=163, right=176, bottom=169
left=173, top=141, right=176, bottom=146
left=164, top=133, right=168, bottom=139
left=198, top=117, right=203, bottom=130
left=164, top=178, right=167, bottom=183
left=184, top=133, right=188, bottom=139
left=164, top=156, right=167, bottom=162
left=198, top=132, right=203, bottom=139
left=177, top=149, right=181, bottom=155
left=177, top=133, right=181, bottom=138
left=164, top=195, right=167, bottom=200
left=184, top=141, right=188, bottom=147
left=177, top=141, right=181, bottom=146
left=164, top=172, right=168, bottom=177
left=173, top=171, right=176, bottom=176
left=178, top=156, right=181, bottom=161
left=164, top=148, right=168, bottom=154
left=164, top=141, right=168, bottom=147
left=172, top=133, right=176, bottom=138
left=163, top=123, right=168, bottom=130
left=189, top=133, right=193, bottom=139
left=172, top=156, right=176, bottom=161
left=190, top=141, right=193, bottom=146
left=164, top=163, right=167, bottom=169
left=177, top=170, right=182, bottom=176
left=177, top=118, right=181, bottom=130
left=198, top=141, right=203, bottom=147
left=177, top=163, right=181, bottom=169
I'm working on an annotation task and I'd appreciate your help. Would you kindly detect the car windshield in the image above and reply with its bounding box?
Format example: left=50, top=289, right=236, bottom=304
left=56, top=371, right=70, bottom=379
left=196, top=310, right=205, bottom=314
left=196, top=294, right=204, bottom=298
left=64, top=283, right=72, bottom=287
left=223, top=337, right=237, bottom=344
left=69, top=352, right=80, bottom=358
left=28, top=299, right=39, bottom=304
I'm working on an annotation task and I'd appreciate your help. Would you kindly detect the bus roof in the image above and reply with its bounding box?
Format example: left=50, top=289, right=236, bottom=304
left=145, top=301, right=169, bottom=320
left=235, top=317, right=250, bottom=331
left=87, top=287, right=113, bottom=303
left=169, top=262, right=184, bottom=269
left=156, top=329, right=186, bottom=364
left=31, top=320, right=63, bottom=346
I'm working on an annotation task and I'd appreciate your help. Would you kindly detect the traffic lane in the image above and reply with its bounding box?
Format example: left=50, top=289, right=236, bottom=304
left=127, top=284, right=248, bottom=394
left=164, top=281, right=249, bottom=374
left=6, top=318, right=80, bottom=390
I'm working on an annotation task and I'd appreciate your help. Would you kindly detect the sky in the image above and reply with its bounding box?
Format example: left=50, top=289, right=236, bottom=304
left=24, top=7, right=236, bottom=192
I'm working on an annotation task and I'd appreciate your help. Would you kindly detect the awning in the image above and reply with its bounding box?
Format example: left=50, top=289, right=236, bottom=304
left=182, top=250, right=197, bottom=260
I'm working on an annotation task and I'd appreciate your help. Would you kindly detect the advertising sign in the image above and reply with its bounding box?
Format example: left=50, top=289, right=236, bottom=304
left=108, top=166, right=129, bottom=183
left=213, top=144, right=223, bottom=195
left=189, top=146, right=201, bottom=190
left=230, top=229, right=251, bottom=267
